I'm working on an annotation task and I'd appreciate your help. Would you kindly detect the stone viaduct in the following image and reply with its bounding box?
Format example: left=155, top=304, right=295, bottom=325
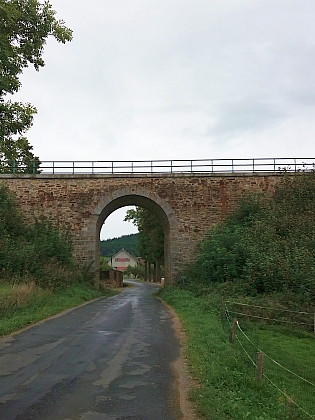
left=0, top=171, right=285, bottom=285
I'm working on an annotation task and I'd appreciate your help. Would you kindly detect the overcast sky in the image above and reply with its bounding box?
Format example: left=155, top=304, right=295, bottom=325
left=12, top=0, right=315, bottom=239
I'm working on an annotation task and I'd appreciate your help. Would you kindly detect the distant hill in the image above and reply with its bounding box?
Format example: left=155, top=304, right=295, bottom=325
left=100, top=233, right=139, bottom=257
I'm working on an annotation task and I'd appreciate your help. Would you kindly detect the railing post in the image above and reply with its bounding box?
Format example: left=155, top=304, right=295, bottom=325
left=32, top=161, right=36, bottom=174
left=131, top=161, right=134, bottom=174
left=257, top=352, right=264, bottom=382
left=170, top=160, right=173, bottom=173
left=111, top=161, right=114, bottom=174
left=274, top=158, right=276, bottom=172
left=232, top=159, right=234, bottom=173
left=52, top=161, right=55, bottom=174
left=294, top=159, right=297, bottom=172
left=72, top=161, right=75, bottom=174
left=191, top=160, right=193, bottom=173
left=211, top=159, right=213, bottom=173
left=92, top=161, right=94, bottom=174
left=151, top=161, right=153, bottom=174
left=252, top=159, right=255, bottom=172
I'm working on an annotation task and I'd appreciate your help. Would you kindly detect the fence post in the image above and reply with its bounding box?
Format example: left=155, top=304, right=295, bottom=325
left=257, top=352, right=264, bottom=381
left=229, top=318, right=238, bottom=343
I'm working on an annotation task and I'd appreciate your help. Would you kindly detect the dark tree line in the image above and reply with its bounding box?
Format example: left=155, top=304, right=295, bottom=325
left=100, top=234, right=139, bottom=257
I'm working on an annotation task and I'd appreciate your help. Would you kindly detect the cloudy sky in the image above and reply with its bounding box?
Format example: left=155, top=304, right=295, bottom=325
left=13, top=0, right=315, bottom=239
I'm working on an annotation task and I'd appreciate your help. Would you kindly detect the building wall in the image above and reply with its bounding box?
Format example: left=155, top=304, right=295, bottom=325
left=108, top=250, right=138, bottom=271
left=0, top=172, right=286, bottom=285
left=100, top=269, right=123, bottom=288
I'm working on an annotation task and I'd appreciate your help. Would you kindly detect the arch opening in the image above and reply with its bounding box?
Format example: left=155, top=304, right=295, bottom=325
left=92, top=191, right=176, bottom=286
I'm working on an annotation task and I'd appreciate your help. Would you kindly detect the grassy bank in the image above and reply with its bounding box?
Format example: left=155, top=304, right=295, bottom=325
left=161, top=288, right=315, bottom=420
left=0, top=282, right=117, bottom=337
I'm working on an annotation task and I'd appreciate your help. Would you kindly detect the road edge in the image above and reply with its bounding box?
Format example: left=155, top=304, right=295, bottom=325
left=158, top=297, right=201, bottom=420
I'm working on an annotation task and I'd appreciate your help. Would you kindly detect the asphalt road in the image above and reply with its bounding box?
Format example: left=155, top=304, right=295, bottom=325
left=0, top=281, right=182, bottom=420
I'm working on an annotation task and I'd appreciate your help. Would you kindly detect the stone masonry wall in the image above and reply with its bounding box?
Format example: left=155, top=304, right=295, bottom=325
left=0, top=173, right=283, bottom=285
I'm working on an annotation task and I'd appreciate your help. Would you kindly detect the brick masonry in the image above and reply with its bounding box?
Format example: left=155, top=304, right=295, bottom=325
left=0, top=172, right=284, bottom=285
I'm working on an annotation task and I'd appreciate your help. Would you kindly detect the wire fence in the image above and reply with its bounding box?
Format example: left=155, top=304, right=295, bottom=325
left=225, top=300, right=315, bottom=331
left=224, top=301, right=315, bottom=419
left=1, top=157, right=315, bottom=175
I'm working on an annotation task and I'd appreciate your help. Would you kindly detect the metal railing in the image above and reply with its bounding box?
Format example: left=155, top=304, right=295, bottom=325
left=1, top=158, right=315, bottom=175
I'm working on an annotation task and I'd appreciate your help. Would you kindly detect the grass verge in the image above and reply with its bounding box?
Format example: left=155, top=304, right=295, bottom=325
left=161, top=288, right=315, bottom=420
left=0, top=282, right=117, bottom=337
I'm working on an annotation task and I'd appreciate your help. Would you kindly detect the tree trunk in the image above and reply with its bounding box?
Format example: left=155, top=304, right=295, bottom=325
left=156, top=261, right=161, bottom=283
left=144, top=261, right=148, bottom=281
left=148, top=263, right=152, bottom=282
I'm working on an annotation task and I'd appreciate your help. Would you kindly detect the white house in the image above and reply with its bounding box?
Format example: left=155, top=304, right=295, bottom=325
left=107, top=249, right=138, bottom=272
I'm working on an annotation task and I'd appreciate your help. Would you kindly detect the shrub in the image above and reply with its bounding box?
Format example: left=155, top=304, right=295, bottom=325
left=124, top=264, right=145, bottom=278
left=180, top=171, right=315, bottom=302
left=0, top=183, right=81, bottom=289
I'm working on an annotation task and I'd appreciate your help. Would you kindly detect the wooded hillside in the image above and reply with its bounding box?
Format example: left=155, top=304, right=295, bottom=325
left=100, top=234, right=139, bottom=257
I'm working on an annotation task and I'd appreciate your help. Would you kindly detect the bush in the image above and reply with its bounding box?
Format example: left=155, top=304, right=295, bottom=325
left=180, top=171, right=315, bottom=302
left=0, top=183, right=81, bottom=289
left=100, top=257, right=112, bottom=271
left=124, top=264, right=145, bottom=278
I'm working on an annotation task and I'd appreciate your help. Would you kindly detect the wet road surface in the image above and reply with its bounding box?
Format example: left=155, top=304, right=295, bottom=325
left=0, top=282, right=182, bottom=420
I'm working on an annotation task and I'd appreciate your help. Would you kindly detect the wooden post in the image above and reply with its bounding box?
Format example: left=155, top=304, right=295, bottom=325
left=229, top=318, right=238, bottom=343
left=257, top=352, right=264, bottom=382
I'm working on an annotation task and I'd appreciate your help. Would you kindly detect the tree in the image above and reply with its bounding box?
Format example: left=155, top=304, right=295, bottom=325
left=124, top=264, right=145, bottom=279
left=0, top=0, right=72, bottom=172
left=100, top=234, right=139, bottom=257
left=124, top=207, right=164, bottom=282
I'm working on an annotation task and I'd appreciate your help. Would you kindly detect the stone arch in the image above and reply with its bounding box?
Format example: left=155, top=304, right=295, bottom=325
left=85, top=186, right=179, bottom=286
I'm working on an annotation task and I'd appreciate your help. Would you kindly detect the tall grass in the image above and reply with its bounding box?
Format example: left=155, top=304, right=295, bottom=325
left=0, top=282, right=115, bottom=337
left=161, top=288, right=314, bottom=420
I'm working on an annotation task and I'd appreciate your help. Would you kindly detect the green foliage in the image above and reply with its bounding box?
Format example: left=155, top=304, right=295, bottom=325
left=0, top=183, right=80, bottom=289
left=0, top=0, right=72, bottom=96
left=0, top=100, right=40, bottom=172
left=181, top=172, right=315, bottom=302
left=100, top=233, right=139, bottom=257
left=0, top=282, right=113, bottom=337
left=100, top=256, right=111, bottom=271
left=161, top=288, right=313, bottom=420
left=0, top=182, right=25, bottom=236
left=0, top=0, right=72, bottom=172
left=124, top=264, right=145, bottom=279
left=125, top=207, right=164, bottom=264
